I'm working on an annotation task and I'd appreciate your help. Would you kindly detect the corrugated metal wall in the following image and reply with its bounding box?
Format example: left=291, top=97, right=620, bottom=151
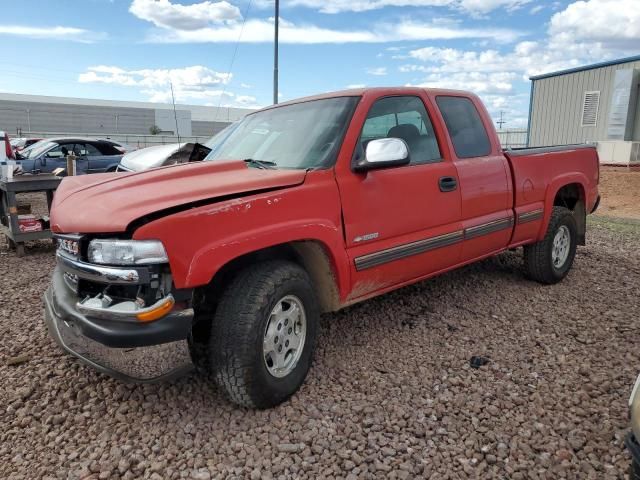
left=0, top=101, right=155, bottom=135
left=529, top=60, right=640, bottom=147
left=192, top=120, right=235, bottom=137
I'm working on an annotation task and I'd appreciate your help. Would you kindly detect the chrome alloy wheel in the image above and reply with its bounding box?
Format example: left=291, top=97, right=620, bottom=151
left=552, top=225, right=571, bottom=268
left=263, top=295, right=307, bottom=378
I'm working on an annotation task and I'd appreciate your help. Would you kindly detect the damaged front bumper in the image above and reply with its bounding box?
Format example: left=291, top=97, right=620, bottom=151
left=44, top=254, right=195, bottom=382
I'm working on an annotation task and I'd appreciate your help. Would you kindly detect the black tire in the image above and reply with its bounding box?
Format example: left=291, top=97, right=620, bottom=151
left=523, top=206, right=577, bottom=284
left=207, top=260, right=319, bottom=408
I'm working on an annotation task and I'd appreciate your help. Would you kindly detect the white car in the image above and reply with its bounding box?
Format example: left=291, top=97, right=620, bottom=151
left=116, top=122, right=239, bottom=173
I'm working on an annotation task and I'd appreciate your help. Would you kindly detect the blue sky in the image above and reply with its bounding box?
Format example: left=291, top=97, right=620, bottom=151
left=1, top=0, right=638, bottom=127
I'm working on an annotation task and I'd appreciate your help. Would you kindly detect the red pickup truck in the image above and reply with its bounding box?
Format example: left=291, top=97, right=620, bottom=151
left=45, top=87, right=600, bottom=408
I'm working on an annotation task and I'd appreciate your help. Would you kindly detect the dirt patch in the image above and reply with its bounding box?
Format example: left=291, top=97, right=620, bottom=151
left=597, top=167, right=640, bottom=220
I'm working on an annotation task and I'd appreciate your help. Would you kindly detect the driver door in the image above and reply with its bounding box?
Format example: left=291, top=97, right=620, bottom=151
left=336, top=94, right=463, bottom=300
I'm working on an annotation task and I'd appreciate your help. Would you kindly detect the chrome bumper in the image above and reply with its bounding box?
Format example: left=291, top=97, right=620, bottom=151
left=56, top=250, right=148, bottom=285
left=45, top=292, right=193, bottom=382
left=44, top=249, right=195, bottom=382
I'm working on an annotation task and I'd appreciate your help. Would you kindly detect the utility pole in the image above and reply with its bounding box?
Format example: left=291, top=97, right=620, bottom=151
left=497, top=110, right=506, bottom=130
left=273, top=0, right=279, bottom=105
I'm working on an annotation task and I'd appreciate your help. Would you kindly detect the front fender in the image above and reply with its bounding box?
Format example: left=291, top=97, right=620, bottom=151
left=187, top=220, right=350, bottom=297
left=132, top=171, right=350, bottom=299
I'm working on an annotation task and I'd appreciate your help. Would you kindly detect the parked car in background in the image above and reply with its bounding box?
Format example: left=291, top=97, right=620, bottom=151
left=16, top=137, right=123, bottom=174
left=116, top=122, right=239, bottom=172
left=46, top=87, right=600, bottom=409
left=0, top=131, right=14, bottom=161
left=10, top=137, right=43, bottom=153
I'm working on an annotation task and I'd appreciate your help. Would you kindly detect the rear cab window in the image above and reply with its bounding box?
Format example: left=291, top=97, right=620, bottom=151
left=436, top=96, right=491, bottom=158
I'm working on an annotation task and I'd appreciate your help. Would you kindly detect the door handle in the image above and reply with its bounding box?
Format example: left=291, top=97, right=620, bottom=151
left=439, top=176, right=457, bottom=192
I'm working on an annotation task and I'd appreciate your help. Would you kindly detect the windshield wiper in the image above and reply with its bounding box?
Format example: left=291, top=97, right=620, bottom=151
left=243, top=158, right=277, bottom=170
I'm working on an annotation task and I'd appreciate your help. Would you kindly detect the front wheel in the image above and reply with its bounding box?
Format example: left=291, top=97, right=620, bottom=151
left=523, top=206, right=577, bottom=284
left=207, top=260, right=319, bottom=408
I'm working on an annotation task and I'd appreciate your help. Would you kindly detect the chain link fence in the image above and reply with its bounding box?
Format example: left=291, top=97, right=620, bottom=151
left=496, top=129, right=528, bottom=148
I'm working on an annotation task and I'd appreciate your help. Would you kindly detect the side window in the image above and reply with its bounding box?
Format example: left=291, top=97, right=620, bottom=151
left=436, top=96, right=491, bottom=158
left=359, top=96, right=441, bottom=164
left=84, top=144, right=102, bottom=156
left=45, top=145, right=67, bottom=158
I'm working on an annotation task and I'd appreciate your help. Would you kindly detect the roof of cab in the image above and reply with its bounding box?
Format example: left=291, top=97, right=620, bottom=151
left=36, top=137, right=110, bottom=144
left=253, top=87, right=475, bottom=114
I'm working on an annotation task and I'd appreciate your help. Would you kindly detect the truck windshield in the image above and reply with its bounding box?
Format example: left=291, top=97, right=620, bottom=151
left=205, top=96, right=359, bottom=169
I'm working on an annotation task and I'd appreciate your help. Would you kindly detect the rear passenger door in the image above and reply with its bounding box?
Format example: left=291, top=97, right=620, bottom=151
left=336, top=94, right=463, bottom=299
left=433, top=94, right=513, bottom=262
left=84, top=142, right=121, bottom=173
left=82, top=143, right=106, bottom=173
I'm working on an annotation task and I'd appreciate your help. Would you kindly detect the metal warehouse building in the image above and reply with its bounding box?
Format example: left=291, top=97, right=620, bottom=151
left=528, top=55, right=640, bottom=165
left=0, top=92, right=254, bottom=138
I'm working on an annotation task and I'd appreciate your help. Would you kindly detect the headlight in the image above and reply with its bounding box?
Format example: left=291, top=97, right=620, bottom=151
left=88, top=239, right=168, bottom=265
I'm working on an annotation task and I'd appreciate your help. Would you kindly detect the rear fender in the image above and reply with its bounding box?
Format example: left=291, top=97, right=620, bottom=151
left=538, top=173, right=588, bottom=241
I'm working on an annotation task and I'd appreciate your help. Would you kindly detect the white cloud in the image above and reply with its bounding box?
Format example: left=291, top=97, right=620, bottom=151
left=347, top=84, right=367, bottom=88
left=529, top=4, right=544, bottom=13
left=395, top=0, right=640, bottom=127
left=234, top=94, right=258, bottom=105
left=258, top=0, right=531, bottom=15
left=0, top=25, right=106, bottom=43
left=132, top=0, right=522, bottom=44
left=367, top=67, right=387, bottom=76
left=129, top=0, right=241, bottom=29
left=548, top=0, right=640, bottom=50
left=409, top=71, right=517, bottom=94
left=146, top=17, right=522, bottom=44
left=76, top=65, right=261, bottom=106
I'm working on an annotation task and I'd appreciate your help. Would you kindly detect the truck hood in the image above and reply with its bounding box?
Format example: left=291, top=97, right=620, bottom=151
left=51, top=160, right=307, bottom=233
left=119, top=143, right=181, bottom=172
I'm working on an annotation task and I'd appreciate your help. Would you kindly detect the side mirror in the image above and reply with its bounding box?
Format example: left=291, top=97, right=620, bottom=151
left=40, top=155, right=47, bottom=166
left=354, top=138, right=410, bottom=172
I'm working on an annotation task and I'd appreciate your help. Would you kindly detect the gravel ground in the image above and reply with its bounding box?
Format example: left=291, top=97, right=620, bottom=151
left=1, top=217, right=639, bottom=480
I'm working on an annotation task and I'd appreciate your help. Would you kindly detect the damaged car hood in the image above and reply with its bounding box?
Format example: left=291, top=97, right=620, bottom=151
left=50, top=160, right=307, bottom=233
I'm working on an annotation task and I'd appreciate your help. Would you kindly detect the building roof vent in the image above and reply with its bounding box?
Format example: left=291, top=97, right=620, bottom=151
left=581, top=91, right=600, bottom=127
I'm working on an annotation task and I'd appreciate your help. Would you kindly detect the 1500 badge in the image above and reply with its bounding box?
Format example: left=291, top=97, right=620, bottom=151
left=353, top=232, right=379, bottom=243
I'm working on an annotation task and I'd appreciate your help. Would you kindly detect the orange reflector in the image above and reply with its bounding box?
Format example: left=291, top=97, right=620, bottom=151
left=136, top=297, right=175, bottom=323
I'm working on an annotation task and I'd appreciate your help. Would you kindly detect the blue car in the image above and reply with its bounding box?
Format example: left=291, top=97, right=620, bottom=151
left=17, top=137, right=123, bottom=174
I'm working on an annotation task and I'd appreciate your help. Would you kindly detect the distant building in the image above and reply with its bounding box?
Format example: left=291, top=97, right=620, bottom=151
left=0, top=92, right=255, bottom=138
left=528, top=55, right=640, bottom=165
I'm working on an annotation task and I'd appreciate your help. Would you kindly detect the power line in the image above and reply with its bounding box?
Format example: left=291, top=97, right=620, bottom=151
left=215, top=0, right=253, bottom=119
left=170, top=81, right=180, bottom=143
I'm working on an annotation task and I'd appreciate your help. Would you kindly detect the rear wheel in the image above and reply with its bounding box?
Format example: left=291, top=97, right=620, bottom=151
left=207, top=260, right=319, bottom=408
left=523, top=206, right=577, bottom=284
